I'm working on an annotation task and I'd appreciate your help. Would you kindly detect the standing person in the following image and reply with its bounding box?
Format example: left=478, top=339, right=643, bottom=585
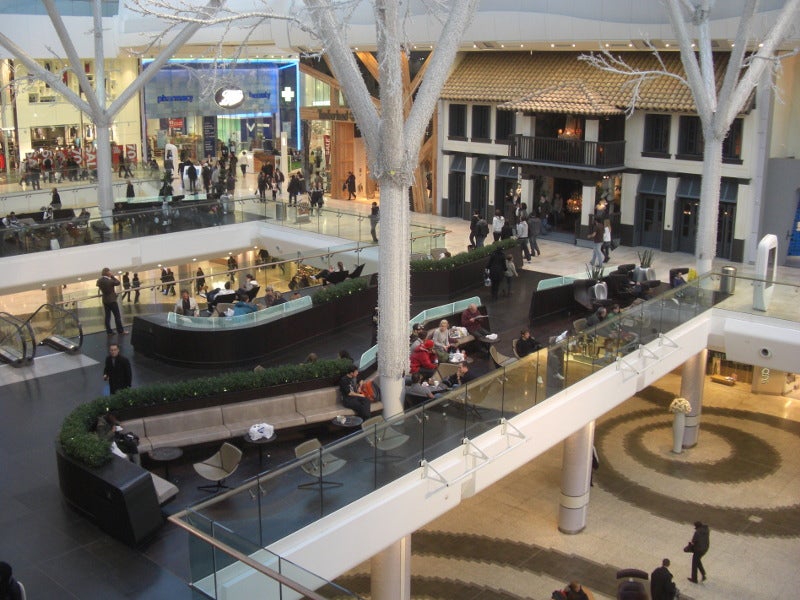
left=165, top=268, right=176, bottom=296
left=686, top=521, right=710, bottom=583
left=491, top=209, right=505, bottom=242
left=240, top=150, right=247, bottom=177
left=486, top=246, right=506, bottom=301
left=50, top=187, right=62, bottom=208
left=186, top=159, right=198, bottom=193
left=503, top=253, right=518, bottom=296
left=588, top=217, right=604, bottom=267
left=120, top=271, right=131, bottom=302
left=103, top=343, right=132, bottom=394
left=131, top=272, right=141, bottom=304
left=195, top=267, right=206, bottom=293
left=96, top=268, right=126, bottom=335
left=125, top=179, right=135, bottom=199
left=0, top=561, right=24, bottom=600
left=201, top=161, right=212, bottom=194
left=287, top=173, right=301, bottom=206
left=118, top=155, right=133, bottom=178
left=516, top=217, right=531, bottom=262
left=227, top=255, right=238, bottom=282
left=469, top=209, right=480, bottom=248
left=344, top=171, right=356, bottom=200
left=602, top=218, right=612, bottom=263
left=527, top=211, right=542, bottom=256
left=474, top=215, right=489, bottom=248
left=257, top=170, right=267, bottom=201
left=369, top=201, right=380, bottom=243
left=650, top=558, right=677, bottom=600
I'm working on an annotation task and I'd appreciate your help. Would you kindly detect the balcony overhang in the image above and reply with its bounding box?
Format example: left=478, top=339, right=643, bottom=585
left=501, top=158, right=625, bottom=182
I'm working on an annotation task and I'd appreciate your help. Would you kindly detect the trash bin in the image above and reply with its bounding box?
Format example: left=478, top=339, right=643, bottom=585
left=275, top=202, right=286, bottom=222
left=720, top=265, right=737, bottom=294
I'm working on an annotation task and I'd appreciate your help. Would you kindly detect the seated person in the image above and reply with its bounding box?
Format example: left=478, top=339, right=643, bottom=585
left=93, top=411, right=121, bottom=441
left=585, top=306, right=608, bottom=327
left=405, top=372, right=445, bottom=407
left=560, top=581, right=590, bottom=600
left=427, top=319, right=456, bottom=361
left=231, top=292, right=259, bottom=316
left=410, top=323, right=426, bottom=351
left=263, top=286, right=288, bottom=307
left=174, top=289, right=200, bottom=316
left=338, top=364, right=371, bottom=420
left=515, top=329, right=542, bottom=357
left=410, top=339, right=439, bottom=379
left=461, top=303, right=490, bottom=337
left=442, top=362, right=473, bottom=388
left=207, top=281, right=237, bottom=311
left=290, top=291, right=302, bottom=301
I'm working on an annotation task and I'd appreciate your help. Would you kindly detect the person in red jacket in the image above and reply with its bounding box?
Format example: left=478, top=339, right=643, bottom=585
left=410, top=339, right=439, bottom=378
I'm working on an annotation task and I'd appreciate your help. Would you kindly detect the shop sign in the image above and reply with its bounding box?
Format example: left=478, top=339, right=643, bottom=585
left=316, top=109, right=353, bottom=122
left=323, top=134, right=331, bottom=165
left=125, top=144, right=138, bottom=162
left=85, top=147, right=97, bottom=168
left=214, top=87, right=245, bottom=109
left=168, top=118, right=185, bottom=131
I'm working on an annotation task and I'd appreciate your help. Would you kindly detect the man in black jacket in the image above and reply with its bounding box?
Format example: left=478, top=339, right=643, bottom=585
left=96, top=267, right=126, bottom=334
left=103, top=343, right=132, bottom=394
left=687, top=521, right=710, bottom=583
left=650, top=558, right=677, bottom=600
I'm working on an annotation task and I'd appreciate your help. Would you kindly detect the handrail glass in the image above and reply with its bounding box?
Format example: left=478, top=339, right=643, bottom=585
left=22, top=303, right=83, bottom=352
left=0, top=311, right=32, bottom=364
left=169, top=271, right=799, bottom=592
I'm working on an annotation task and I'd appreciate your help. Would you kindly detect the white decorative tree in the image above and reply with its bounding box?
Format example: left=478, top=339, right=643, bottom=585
left=0, top=0, right=223, bottom=219
left=128, top=0, right=479, bottom=413
left=580, top=0, right=800, bottom=274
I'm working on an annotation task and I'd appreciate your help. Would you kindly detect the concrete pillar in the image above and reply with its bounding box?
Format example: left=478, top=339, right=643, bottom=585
left=558, top=421, right=595, bottom=534
left=370, top=536, right=411, bottom=600
left=581, top=183, right=596, bottom=229
left=680, top=349, right=707, bottom=448
left=46, top=285, right=64, bottom=306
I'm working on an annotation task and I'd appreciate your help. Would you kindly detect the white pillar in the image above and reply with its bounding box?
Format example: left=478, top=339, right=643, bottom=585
left=680, top=349, right=707, bottom=449
left=558, top=422, right=595, bottom=534
left=370, top=536, right=411, bottom=600
left=280, top=131, right=289, bottom=181
left=581, top=183, right=596, bottom=229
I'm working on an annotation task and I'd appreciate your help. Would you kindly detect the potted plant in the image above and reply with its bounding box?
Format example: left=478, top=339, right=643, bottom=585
left=634, top=249, right=656, bottom=282
left=669, top=397, right=692, bottom=453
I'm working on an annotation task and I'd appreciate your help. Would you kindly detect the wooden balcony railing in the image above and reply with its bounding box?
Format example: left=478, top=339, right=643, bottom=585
left=508, top=135, right=625, bottom=170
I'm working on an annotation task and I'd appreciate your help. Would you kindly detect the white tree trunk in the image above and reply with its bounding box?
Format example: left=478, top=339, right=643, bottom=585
left=377, top=177, right=410, bottom=417
left=694, top=135, right=723, bottom=274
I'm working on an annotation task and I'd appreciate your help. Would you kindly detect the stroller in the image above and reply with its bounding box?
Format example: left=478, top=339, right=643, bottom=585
left=616, top=569, right=648, bottom=600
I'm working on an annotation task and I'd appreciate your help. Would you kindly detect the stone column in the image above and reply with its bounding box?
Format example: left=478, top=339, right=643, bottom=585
left=680, top=349, right=707, bottom=449
left=558, top=421, right=595, bottom=534
left=370, top=536, right=411, bottom=600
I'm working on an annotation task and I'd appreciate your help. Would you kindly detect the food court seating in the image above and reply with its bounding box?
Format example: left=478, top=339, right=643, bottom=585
left=295, top=438, right=347, bottom=489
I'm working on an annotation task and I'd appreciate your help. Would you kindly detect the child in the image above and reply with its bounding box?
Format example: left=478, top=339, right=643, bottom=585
left=503, top=254, right=518, bottom=296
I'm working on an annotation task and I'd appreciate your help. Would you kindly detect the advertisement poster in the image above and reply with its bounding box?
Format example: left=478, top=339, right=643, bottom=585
left=202, top=116, right=216, bottom=159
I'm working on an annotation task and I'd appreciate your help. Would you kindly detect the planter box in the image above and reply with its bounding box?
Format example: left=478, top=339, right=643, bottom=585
left=131, top=285, right=377, bottom=368
left=411, top=245, right=522, bottom=301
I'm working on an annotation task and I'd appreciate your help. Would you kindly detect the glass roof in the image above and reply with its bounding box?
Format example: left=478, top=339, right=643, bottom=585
left=0, top=1, right=118, bottom=17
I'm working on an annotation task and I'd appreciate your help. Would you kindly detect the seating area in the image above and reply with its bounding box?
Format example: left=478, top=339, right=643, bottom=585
left=121, top=385, right=384, bottom=454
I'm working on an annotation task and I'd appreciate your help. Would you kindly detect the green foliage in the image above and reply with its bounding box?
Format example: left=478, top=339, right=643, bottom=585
left=585, top=264, right=605, bottom=282
left=58, top=358, right=353, bottom=467
left=310, top=277, right=368, bottom=306
left=410, top=239, right=518, bottom=272
left=638, top=248, right=655, bottom=268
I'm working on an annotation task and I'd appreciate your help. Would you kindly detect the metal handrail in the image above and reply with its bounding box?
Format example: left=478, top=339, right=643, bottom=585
left=20, top=303, right=83, bottom=352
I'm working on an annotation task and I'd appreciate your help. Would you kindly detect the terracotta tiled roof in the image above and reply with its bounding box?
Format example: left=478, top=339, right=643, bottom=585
left=441, top=51, right=736, bottom=114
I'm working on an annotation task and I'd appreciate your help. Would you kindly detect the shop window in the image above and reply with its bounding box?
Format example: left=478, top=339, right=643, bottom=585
left=495, top=109, right=515, bottom=143
left=677, top=115, right=703, bottom=160
left=642, top=114, right=670, bottom=157
left=722, top=118, right=743, bottom=164
left=471, top=105, right=490, bottom=141
left=448, top=104, right=466, bottom=139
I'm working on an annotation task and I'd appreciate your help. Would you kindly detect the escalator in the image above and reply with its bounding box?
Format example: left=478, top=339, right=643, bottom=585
left=23, top=303, right=84, bottom=355
left=0, top=312, right=34, bottom=366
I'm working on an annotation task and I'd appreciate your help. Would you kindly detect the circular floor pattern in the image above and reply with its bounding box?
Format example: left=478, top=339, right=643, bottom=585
left=624, top=420, right=780, bottom=483
left=595, top=404, right=800, bottom=537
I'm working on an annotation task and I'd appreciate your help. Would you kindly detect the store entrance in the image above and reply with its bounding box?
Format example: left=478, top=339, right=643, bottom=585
left=551, top=179, right=582, bottom=235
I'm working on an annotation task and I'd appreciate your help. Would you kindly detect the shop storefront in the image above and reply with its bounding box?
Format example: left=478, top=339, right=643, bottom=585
left=142, top=59, right=299, bottom=163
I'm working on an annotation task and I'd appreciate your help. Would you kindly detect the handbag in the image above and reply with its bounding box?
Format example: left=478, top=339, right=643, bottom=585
left=683, top=542, right=694, bottom=553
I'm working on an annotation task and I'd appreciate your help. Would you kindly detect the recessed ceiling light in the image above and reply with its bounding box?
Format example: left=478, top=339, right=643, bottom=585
left=550, top=43, right=555, bottom=48
left=605, top=43, right=609, bottom=48
left=500, top=44, right=504, bottom=48
left=628, top=43, right=633, bottom=47
left=665, top=43, right=670, bottom=47
left=571, top=44, right=576, bottom=48
left=758, top=43, right=764, bottom=48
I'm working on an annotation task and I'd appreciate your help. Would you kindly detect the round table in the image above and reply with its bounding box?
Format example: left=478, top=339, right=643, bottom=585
left=331, top=415, right=363, bottom=428
left=148, top=446, right=183, bottom=481
left=242, top=432, right=277, bottom=470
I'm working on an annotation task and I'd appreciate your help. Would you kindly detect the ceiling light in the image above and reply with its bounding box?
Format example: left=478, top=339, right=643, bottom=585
left=550, top=43, right=555, bottom=48
left=758, top=43, right=764, bottom=48
left=605, top=43, right=609, bottom=48
left=665, top=43, right=670, bottom=48
left=500, top=44, right=504, bottom=48
left=628, top=43, right=633, bottom=47
left=571, top=43, right=576, bottom=48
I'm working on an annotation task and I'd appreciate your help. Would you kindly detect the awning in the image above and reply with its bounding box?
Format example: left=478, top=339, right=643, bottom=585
left=638, top=173, right=667, bottom=195
left=472, top=157, right=489, bottom=175
left=449, top=154, right=466, bottom=173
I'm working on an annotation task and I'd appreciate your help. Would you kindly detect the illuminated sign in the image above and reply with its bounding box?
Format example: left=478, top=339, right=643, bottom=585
left=214, top=87, right=245, bottom=109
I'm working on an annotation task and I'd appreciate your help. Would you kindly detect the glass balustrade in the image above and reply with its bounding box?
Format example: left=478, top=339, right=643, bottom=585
left=172, top=271, right=800, bottom=571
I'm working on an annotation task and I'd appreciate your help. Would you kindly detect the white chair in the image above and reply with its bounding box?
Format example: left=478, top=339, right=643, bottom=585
left=362, top=416, right=410, bottom=462
left=295, top=438, right=346, bottom=489
left=489, top=345, right=516, bottom=368
left=194, top=442, right=243, bottom=492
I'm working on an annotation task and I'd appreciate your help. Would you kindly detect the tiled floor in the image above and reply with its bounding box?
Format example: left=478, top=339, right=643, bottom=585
left=0, top=173, right=798, bottom=598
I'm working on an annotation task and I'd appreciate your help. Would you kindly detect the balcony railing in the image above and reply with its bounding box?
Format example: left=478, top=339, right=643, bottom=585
left=508, top=134, right=625, bottom=170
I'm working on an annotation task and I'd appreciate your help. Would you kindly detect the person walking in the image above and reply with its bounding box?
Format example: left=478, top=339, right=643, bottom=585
left=96, top=267, right=126, bottom=335
left=369, top=201, right=380, bottom=243
left=528, top=211, right=542, bottom=256
left=131, top=272, right=141, bottom=304
left=686, top=521, right=710, bottom=583
left=503, top=253, right=518, bottom=296
left=469, top=209, right=480, bottom=248
left=588, top=217, right=604, bottom=267
left=650, top=558, right=677, bottom=600
left=486, top=245, right=506, bottom=301
left=516, top=217, right=532, bottom=262
left=120, top=271, right=131, bottom=302
left=474, top=215, right=489, bottom=248
left=601, top=218, right=612, bottom=263
left=103, top=343, right=132, bottom=394
left=491, top=209, right=505, bottom=242
left=344, top=171, right=356, bottom=200
left=195, top=267, right=206, bottom=293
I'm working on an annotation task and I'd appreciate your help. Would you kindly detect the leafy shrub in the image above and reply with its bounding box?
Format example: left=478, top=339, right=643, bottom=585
left=410, top=239, right=518, bottom=272
left=310, top=277, right=368, bottom=306
left=59, top=358, right=353, bottom=467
